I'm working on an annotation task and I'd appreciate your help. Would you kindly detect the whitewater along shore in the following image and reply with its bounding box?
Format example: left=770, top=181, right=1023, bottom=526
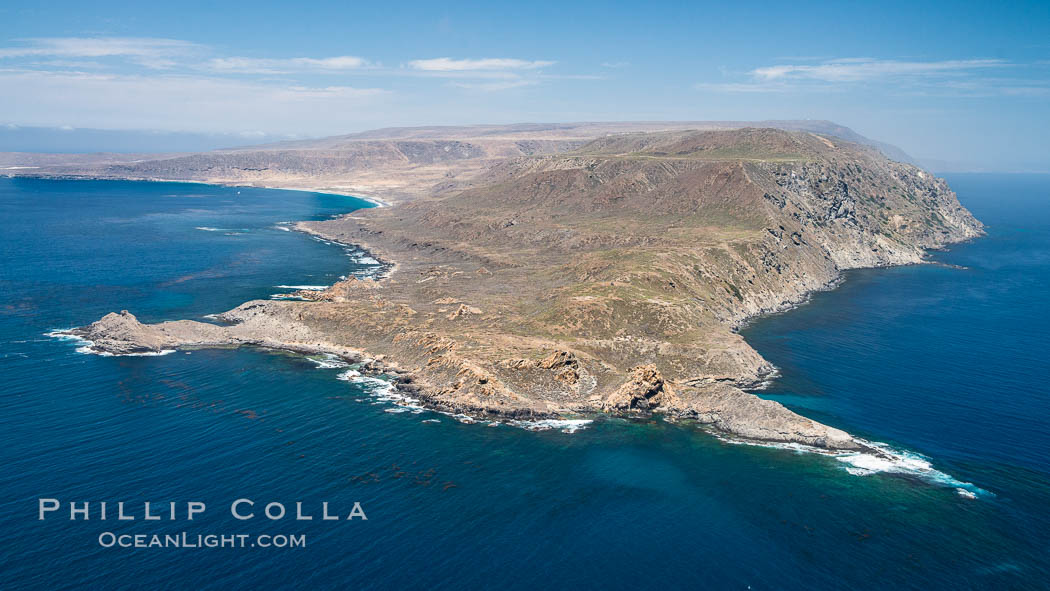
left=66, top=129, right=983, bottom=450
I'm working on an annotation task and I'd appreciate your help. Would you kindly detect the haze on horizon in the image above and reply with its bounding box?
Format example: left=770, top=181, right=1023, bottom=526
left=1, top=0, right=1048, bottom=171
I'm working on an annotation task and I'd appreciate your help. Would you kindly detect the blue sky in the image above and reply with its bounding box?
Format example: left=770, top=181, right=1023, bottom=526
left=2, top=0, right=1048, bottom=169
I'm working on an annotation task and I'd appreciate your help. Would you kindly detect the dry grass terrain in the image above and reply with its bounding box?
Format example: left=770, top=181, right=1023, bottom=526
left=70, top=128, right=982, bottom=449
left=2, top=120, right=916, bottom=204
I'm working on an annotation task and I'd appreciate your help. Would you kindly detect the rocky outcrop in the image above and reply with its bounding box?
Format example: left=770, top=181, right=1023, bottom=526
left=73, top=310, right=224, bottom=354
left=446, top=304, right=482, bottom=320
left=602, top=365, right=673, bottom=411
left=294, top=277, right=380, bottom=302
left=677, top=383, right=857, bottom=449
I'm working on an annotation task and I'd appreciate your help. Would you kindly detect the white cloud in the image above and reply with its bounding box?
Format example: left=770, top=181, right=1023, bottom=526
left=911, top=78, right=1050, bottom=98
left=0, top=37, right=205, bottom=70
left=450, top=80, right=537, bottom=91
left=697, top=57, right=1021, bottom=95
left=0, top=38, right=375, bottom=74
left=539, top=73, right=605, bottom=81
left=32, top=59, right=108, bottom=69
left=0, top=69, right=389, bottom=134
left=0, top=38, right=603, bottom=130
left=407, top=57, right=554, bottom=71
left=694, top=82, right=808, bottom=93
left=751, top=58, right=1005, bottom=82
left=207, top=56, right=371, bottom=74
left=0, top=37, right=202, bottom=59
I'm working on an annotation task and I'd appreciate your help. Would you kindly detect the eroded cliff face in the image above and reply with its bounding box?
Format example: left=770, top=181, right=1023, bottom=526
left=71, top=129, right=982, bottom=450
left=709, top=158, right=982, bottom=327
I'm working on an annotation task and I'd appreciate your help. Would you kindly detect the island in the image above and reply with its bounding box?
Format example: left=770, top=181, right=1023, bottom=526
left=28, top=124, right=983, bottom=450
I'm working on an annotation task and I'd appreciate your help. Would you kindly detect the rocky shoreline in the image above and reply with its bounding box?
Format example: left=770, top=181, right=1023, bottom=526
left=64, top=222, right=862, bottom=447
left=67, top=304, right=865, bottom=449
left=62, top=129, right=984, bottom=453
left=65, top=228, right=962, bottom=453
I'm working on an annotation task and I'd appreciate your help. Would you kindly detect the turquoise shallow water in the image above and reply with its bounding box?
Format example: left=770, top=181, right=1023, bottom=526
left=1, top=175, right=1049, bottom=590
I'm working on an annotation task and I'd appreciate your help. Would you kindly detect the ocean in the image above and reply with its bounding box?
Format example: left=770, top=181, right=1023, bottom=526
left=1, top=175, right=1048, bottom=590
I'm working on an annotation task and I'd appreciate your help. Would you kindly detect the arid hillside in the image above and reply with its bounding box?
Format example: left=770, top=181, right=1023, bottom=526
left=73, top=128, right=982, bottom=450
left=3, top=121, right=916, bottom=204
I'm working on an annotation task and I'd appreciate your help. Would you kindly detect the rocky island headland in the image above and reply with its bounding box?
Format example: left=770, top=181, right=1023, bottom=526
left=22, top=122, right=983, bottom=450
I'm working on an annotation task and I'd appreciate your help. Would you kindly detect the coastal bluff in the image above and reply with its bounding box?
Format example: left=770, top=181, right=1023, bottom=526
left=71, top=128, right=983, bottom=450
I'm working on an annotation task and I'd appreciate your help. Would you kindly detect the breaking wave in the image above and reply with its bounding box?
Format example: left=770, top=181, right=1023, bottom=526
left=350, top=253, right=381, bottom=266
left=274, top=285, right=328, bottom=291
left=317, top=364, right=592, bottom=433
left=306, top=353, right=350, bottom=369
left=507, top=419, right=594, bottom=433
left=833, top=440, right=990, bottom=498
left=45, top=330, right=175, bottom=357
left=721, top=435, right=990, bottom=499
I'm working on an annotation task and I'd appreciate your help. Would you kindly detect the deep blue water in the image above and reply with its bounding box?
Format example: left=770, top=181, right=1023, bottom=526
left=1, top=175, right=1048, bottom=590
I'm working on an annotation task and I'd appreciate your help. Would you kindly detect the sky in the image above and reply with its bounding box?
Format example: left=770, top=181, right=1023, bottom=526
left=1, top=0, right=1048, bottom=170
